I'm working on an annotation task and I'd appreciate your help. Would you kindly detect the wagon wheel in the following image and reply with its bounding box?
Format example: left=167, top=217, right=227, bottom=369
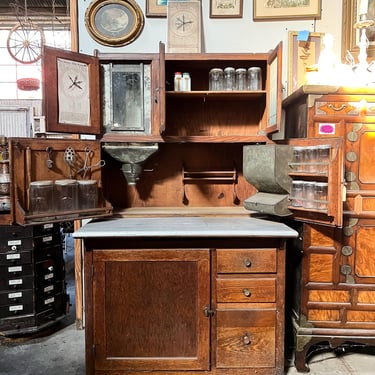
left=7, top=22, right=45, bottom=64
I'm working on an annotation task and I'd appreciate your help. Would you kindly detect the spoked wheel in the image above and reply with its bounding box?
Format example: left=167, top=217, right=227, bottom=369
left=7, top=22, right=45, bottom=64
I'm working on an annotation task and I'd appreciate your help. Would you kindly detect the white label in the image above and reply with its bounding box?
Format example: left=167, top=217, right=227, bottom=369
left=42, top=235, right=53, bottom=243
left=9, top=305, right=23, bottom=312
left=43, top=223, right=53, bottom=229
left=44, top=285, right=54, bottom=293
left=8, top=292, right=22, bottom=299
left=9, top=279, right=22, bottom=285
left=44, top=297, right=55, bottom=305
left=44, top=273, right=54, bottom=280
left=8, top=240, right=21, bottom=246
left=6, top=253, right=20, bottom=260
left=8, top=266, right=22, bottom=273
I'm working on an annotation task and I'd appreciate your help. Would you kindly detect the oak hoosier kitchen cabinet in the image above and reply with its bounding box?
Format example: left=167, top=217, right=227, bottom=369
left=283, top=85, right=375, bottom=372
left=56, top=42, right=298, bottom=375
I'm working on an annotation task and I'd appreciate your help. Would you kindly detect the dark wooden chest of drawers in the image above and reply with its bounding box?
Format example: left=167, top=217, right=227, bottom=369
left=0, top=223, right=69, bottom=336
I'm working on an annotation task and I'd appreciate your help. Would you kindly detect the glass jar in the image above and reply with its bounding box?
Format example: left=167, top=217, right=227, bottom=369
left=247, top=67, right=262, bottom=90
left=292, top=146, right=305, bottom=172
left=78, top=180, right=98, bottom=210
left=317, top=144, right=330, bottom=174
left=0, top=173, right=10, bottom=196
left=315, top=182, right=328, bottom=210
left=224, top=67, right=235, bottom=91
left=290, top=180, right=304, bottom=207
left=235, top=68, right=247, bottom=90
left=209, top=68, right=224, bottom=91
left=54, top=179, right=78, bottom=212
left=303, top=181, right=316, bottom=209
left=29, top=180, right=54, bottom=214
left=304, top=146, right=318, bottom=173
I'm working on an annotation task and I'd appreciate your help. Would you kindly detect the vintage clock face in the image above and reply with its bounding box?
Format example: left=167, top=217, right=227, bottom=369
left=167, top=1, right=201, bottom=53
left=85, top=0, right=144, bottom=47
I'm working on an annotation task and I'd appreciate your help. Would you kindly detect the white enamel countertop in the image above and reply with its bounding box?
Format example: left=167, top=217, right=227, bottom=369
left=73, top=216, right=298, bottom=239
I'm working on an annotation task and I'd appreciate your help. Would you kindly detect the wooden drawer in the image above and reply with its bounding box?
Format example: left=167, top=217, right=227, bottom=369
left=216, top=309, right=276, bottom=368
left=216, top=277, right=276, bottom=303
left=216, top=249, right=277, bottom=274
left=0, top=250, right=32, bottom=266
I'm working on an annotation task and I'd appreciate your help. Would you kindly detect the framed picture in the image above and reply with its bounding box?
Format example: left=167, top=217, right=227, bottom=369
left=342, top=0, right=375, bottom=62
left=85, top=0, right=145, bottom=46
left=253, top=0, right=321, bottom=20
left=210, top=0, right=243, bottom=18
left=146, top=0, right=197, bottom=18
left=42, top=46, right=101, bottom=135
left=146, top=0, right=168, bottom=17
left=288, top=31, right=324, bottom=95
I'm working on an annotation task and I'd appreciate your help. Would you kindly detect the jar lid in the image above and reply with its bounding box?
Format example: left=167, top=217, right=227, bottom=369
left=210, top=68, right=223, bottom=72
left=224, top=67, right=235, bottom=72
left=30, top=180, right=53, bottom=186
left=236, top=68, right=247, bottom=72
left=248, top=67, right=261, bottom=71
left=77, top=180, right=97, bottom=185
left=55, top=179, right=77, bottom=186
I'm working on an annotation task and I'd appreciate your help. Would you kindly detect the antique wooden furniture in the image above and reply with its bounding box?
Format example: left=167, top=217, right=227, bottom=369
left=74, top=214, right=297, bottom=375
left=283, top=85, right=375, bottom=372
left=0, top=223, right=68, bottom=335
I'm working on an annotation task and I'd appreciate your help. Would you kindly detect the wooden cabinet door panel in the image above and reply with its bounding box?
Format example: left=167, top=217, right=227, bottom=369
left=92, top=249, right=210, bottom=371
left=216, top=309, right=276, bottom=368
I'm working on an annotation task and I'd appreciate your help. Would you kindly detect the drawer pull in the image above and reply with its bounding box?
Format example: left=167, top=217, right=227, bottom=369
left=203, top=306, right=214, bottom=317
left=327, top=103, right=347, bottom=112
left=242, top=333, right=251, bottom=345
left=243, top=258, right=252, bottom=268
left=242, top=288, right=251, bottom=297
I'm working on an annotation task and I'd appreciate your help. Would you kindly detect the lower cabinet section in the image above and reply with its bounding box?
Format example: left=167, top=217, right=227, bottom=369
left=83, top=237, right=287, bottom=375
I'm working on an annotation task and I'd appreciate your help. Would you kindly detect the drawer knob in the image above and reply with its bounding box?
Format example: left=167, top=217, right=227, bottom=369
left=242, top=288, right=251, bottom=297
left=243, top=258, right=252, bottom=268
left=242, top=334, right=251, bottom=345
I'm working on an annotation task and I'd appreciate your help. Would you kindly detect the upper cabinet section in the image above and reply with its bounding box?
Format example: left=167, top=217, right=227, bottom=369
left=43, top=42, right=283, bottom=143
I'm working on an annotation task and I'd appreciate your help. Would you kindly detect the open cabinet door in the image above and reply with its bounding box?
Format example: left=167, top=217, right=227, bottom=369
left=264, top=41, right=282, bottom=135
left=42, top=46, right=101, bottom=135
left=287, top=137, right=344, bottom=227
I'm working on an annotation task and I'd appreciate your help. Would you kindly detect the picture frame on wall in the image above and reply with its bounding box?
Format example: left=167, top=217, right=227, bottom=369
left=253, top=0, right=321, bottom=20
left=147, top=0, right=199, bottom=18
left=288, top=31, right=324, bottom=95
left=146, top=0, right=168, bottom=17
left=342, top=0, right=375, bottom=62
left=210, top=0, right=243, bottom=18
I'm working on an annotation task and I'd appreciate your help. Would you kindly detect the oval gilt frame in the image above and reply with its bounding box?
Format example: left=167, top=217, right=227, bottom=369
left=85, top=0, right=144, bottom=47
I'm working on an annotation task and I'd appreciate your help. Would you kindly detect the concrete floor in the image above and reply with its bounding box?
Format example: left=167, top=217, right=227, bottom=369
left=1, top=234, right=375, bottom=375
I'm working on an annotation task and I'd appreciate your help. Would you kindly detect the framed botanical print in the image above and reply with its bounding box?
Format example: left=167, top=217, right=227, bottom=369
left=210, top=0, right=243, bottom=18
left=253, top=0, right=321, bottom=20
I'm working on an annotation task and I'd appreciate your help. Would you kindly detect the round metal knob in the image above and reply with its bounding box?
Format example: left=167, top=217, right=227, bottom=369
left=242, top=334, right=251, bottom=345
left=243, top=258, right=252, bottom=268
left=243, top=288, right=251, bottom=297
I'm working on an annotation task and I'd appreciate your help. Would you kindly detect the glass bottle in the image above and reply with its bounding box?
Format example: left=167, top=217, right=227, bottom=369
left=224, top=67, right=235, bottom=91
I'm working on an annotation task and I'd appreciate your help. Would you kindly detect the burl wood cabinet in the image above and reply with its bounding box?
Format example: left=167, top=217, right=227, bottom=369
left=75, top=216, right=297, bottom=375
left=283, top=86, right=375, bottom=372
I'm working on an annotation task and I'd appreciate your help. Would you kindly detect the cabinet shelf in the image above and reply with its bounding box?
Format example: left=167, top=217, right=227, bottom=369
left=166, top=90, right=266, bottom=101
